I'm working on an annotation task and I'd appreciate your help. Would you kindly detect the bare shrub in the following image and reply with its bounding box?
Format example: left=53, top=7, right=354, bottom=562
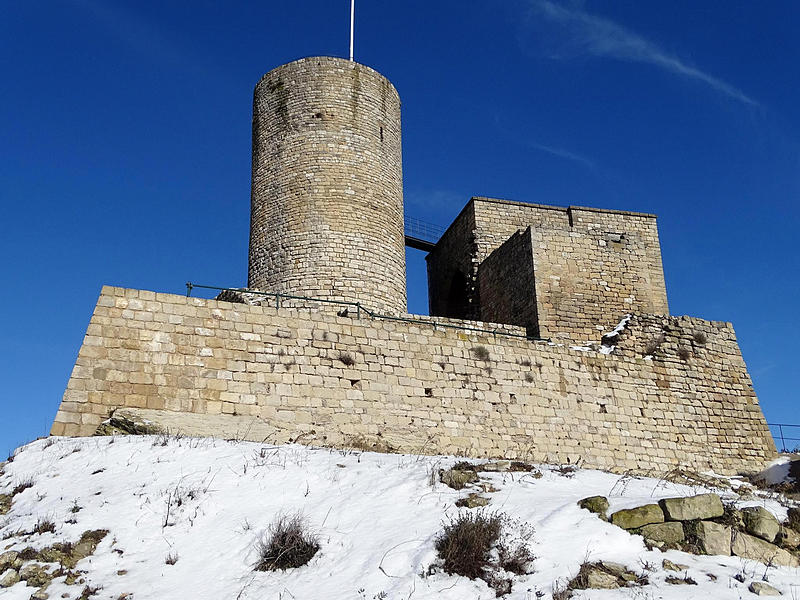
left=435, top=511, right=502, bottom=580
left=693, top=332, right=708, bottom=345
left=643, top=334, right=665, bottom=356
left=434, top=511, right=534, bottom=596
left=255, top=514, right=320, bottom=571
left=677, top=346, right=692, bottom=361
left=34, top=517, right=56, bottom=534
left=165, top=551, right=179, bottom=565
left=338, top=352, right=356, bottom=367
left=12, top=476, right=35, bottom=496
left=471, top=346, right=490, bottom=361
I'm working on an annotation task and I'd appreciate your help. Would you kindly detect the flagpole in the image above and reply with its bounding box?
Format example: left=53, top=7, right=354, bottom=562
left=349, top=0, right=355, bottom=61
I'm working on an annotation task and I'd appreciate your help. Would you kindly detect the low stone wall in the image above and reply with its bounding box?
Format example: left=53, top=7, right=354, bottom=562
left=51, top=287, right=776, bottom=474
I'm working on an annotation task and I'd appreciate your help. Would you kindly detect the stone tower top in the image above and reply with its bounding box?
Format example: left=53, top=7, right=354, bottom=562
left=248, top=56, right=406, bottom=314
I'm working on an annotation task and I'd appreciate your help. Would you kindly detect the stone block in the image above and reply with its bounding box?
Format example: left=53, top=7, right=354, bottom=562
left=659, top=493, right=724, bottom=521
left=610, top=504, right=664, bottom=529
left=732, top=531, right=799, bottom=568
left=742, top=506, right=780, bottom=543
left=686, top=520, right=731, bottom=556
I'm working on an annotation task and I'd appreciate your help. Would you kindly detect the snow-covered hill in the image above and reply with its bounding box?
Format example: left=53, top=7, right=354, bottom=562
left=0, top=436, right=797, bottom=599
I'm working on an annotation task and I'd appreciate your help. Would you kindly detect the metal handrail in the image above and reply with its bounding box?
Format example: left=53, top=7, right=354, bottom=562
left=186, top=282, right=548, bottom=342
left=768, top=423, right=800, bottom=452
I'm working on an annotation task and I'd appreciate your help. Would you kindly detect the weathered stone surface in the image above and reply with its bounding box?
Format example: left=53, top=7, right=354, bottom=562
left=585, top=568, right=619, bottom=589
left=479, top=461, right=510, bottom=472
left=687, top=520, right=732, bottom=556
left=662, top=559, right=689, bottom=572
left=639, top=522, right=684, bottom=547
left=19, top=564, right=51, bottom=588
left=659, top=494, right=724, bottom=522
left=439, top=469, right=478, bottom=490
left=749, top=581, right=782, bottom=596
left=249, top=57, right=406, bottom=315
left=732, top=532, right=799, bottom=568
left=455, top=493, right=489, bottom=508
left=95, top=413, right=161, bottom=436
left=611, top=504, right=664, bottom=530
left=0, top=551, right=19, bottom=572
left=0, top=568, right=19, bottom=587
left=742, top=507, right=780, bottom=543
left=30, top=588, right=50, bottom=599
left=49, top=287, right=778, bottom=476
left=787, top=508, right=800, bottom=532
left=0, top=494, right=11, bottom=515
left=578, top=496, right=609, bottom=519
left=777, top=526, right=800, bottom=549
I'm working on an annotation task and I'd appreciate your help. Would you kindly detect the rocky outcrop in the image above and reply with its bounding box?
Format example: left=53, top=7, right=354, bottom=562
left=749, top=581, right=782, bottom=596
left=742, top=506, right=780, bottom=543
left=578, top=496, right=609, bottom=520
left=732, top=531, right=799, bottom=568
left=659, top=493, right=724, bottom=521
left=610, top=504, right=664, bottom=530
left=686, top=520, right=732, bottom=556
left=639, top=522, right=685, bottom=549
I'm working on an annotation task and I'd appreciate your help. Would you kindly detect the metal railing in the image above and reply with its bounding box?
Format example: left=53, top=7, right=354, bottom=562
left=768, top=423, right=800, bottom=453
left=404, top=215, right=444, bottom=244
left=185, top=282, right=548, bottom=342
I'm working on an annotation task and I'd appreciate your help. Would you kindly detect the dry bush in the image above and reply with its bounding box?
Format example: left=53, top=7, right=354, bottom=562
left=677, top=346, right=692, bottom=361
left=255, top=514, right=320, bottom=571
left=435, top=511, right=502, bottom=580
left=338, top=352, right=356, bottom=367
left=693, top=332, right=708, bottom=345
left=12, top=476, right=35, bottom=496
left=434, top=511, right=534, bottom=596
left=643, top=333, right=665, bottom=356
left=165, top=551, right=179, bottom=565
left=471, top=346, right=491, bottom=362
left=34, top=517, right=56, bottom=534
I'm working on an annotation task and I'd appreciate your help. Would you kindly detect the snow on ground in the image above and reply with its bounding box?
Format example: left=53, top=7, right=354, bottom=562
left=1, top=436, right=798, bottom=600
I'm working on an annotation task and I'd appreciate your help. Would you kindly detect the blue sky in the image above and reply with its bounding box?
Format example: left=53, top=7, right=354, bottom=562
left=2, top=1, right=799, bottom=454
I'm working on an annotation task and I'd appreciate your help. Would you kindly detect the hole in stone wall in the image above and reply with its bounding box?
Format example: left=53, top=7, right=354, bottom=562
left=379, top=126, right=383, bottom=141
left=424, top=388, right=433, bottom=397
left=599, top=404, right=607, bottom=413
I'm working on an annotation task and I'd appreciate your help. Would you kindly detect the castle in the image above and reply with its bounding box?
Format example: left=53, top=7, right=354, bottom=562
left=51, top=57, right=776, bottom=474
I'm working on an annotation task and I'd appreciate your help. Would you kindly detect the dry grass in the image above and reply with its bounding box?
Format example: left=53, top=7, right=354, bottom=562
left=435, top=511, right=502, bottom=580
left=255, top=514, right=320, bottom=571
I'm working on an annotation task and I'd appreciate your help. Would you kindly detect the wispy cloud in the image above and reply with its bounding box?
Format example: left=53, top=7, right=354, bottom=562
left=526, top=0, right=757, bottom=106
left=527, top=141, right=595, bottom=169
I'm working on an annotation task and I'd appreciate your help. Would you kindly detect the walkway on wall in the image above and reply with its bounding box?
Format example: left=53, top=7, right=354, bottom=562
left=404, top=215, right=443, bottom=252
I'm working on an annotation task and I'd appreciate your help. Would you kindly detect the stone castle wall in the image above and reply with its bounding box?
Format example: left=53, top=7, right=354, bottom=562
left=427, top=198, right=670, bottom=341
left=248, top=57, right=406, bottom=314
left=51, top=287, right=776, bottom=475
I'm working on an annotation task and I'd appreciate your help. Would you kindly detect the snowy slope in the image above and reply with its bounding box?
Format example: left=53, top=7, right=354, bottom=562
left=0, top=436, right=798, bottom=600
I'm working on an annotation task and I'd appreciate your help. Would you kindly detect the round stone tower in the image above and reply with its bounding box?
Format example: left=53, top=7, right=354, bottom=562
left=248, top=56, right=406, bottom=314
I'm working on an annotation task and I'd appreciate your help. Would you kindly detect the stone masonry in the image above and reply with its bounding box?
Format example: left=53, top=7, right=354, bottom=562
left=51, top=287, right=775, bottom=475
left=249, top=57, right=406, bottom=314
left=427, top=198, right=669, bottom=341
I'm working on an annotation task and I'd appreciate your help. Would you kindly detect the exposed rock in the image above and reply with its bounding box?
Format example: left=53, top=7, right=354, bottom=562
left=31, top=589, right=50, bottom=599
left=480, top=461, right=510, bottom=472
left=0, top=568, right=19, bottom=587
left=731, top=531, right=799, bottom=568
left=439, top=469, right=478, bottom=490
left=610, top=504, right=664, bottom=529
left=659, top=494, right=724, bottom=521
left=665, top=575, right=697, bottom=585
left=597, top=561, right=639, bottom=582
left=587, top=569, right=619, bottom=589
left=742, top=507, right=780, bottom=543
left=639, top=522, right=684, bottom=548
left=455, top=493, right=489, bottom=508
left=0, top=551, right=19, bottom=572
left=19, top=564, right=52, bottom=588
left=787, top=507, right=800, bottom=532
left=662, top=559, right=689, bottom=572
left=0, top=494, right=11, bottom=515
left=749, top=581, right=782, bottom=596
left=578, top=496, right=609, bottom=520
left=95, top=412, right=161, bottom=436
left=777, top=526, right=800, bottom=550
left=685, top=520, right=731, bottom=556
